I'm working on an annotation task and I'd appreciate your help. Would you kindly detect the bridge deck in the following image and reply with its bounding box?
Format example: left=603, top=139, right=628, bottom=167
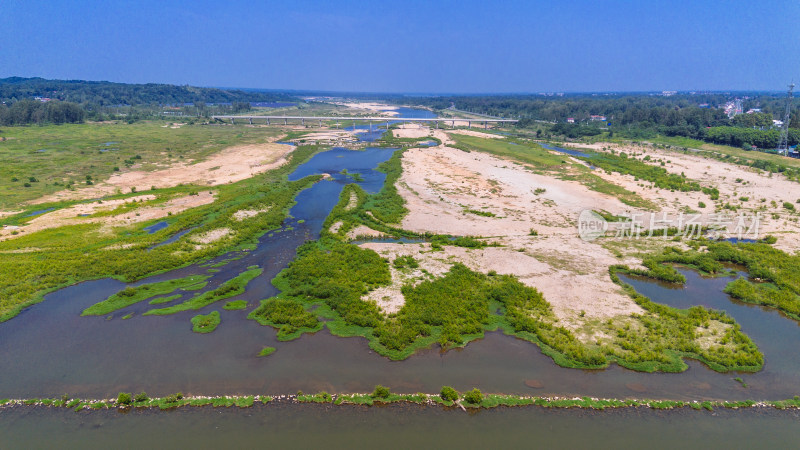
left=212, top=115, right=517, bottom=123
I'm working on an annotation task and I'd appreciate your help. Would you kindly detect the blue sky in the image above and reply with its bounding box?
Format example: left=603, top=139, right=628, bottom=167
left=2, top=0, right=799, bottom=93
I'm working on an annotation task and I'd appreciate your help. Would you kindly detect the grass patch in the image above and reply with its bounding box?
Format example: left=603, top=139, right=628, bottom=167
left=249, top=298, right=323, bottom=340
left=148, top=294, right=182, bottom=305
left=258, top=346, right=276, bottom=357
left=190, top=310, right=220, bottom=333
left=143, top=267, right=262, bottom=315
left=223, top=300, right=248, bottom=310
left=82, top=274, right=209, bottom=316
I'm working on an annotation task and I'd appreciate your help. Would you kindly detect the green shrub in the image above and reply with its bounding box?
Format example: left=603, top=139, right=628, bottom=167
left=440, top=386, right=459, bottom=402
left=463, top=388, right=483, bottom=404
left=116, top=392, right=132, bottom=406
left=371, top=385, right=391, bottom=399
left=393, top=255, right=419, bottom=269
left=134, top=392, right=148, bottom=403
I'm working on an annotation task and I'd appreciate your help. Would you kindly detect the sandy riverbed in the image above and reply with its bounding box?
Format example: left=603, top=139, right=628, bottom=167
left=568, top=142, right=800, bottom=252
left=31, top=141, right=294, bottom=204
left=357, top=144, right=651, bottom=323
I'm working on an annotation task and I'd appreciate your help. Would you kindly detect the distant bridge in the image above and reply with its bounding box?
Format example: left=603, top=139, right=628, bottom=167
left=211, top=115, right=517, bottom=129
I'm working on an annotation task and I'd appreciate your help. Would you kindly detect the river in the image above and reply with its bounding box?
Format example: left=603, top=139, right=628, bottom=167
left=2, top=108, right=800, bottom=445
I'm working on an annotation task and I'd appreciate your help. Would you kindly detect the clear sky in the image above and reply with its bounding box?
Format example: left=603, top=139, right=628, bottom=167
left=2, top=0, right=799, bottom=93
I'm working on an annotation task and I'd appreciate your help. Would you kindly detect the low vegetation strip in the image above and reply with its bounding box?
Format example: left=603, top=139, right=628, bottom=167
left=82, top=274, right=209, bottom=316
left=144, top=267, right=262, bottom=315
left=4, top=390, right=800, bottom=412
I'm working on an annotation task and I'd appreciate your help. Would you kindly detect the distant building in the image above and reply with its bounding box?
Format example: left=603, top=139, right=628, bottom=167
left=698, top=103, right=709, bottom=108
left=589, top=115, right=606, bottom=121
left=566, top=117, right=575, bottom=123
left=746, top=108, right=762, bottom=114
left=34, top=96, right=51, bottom=102
left=773, top=119, right=784, bottom=127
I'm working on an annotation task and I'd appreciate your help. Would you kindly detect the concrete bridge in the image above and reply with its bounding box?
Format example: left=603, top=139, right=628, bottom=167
left=211, top=115, right=517, bottom=129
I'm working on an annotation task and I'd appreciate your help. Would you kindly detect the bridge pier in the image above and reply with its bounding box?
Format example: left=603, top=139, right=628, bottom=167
left=484, top=121, right=487, bottom=129
left=284, top=118, right=287, bottom=126
left=319, top=119, right=322, bottom=127
left=468, top=121, right=471, bottom=129
left=301, top=118, right=305, bottom=126
left=267, top=118, right=270, bottom=125
left=249, top=118, right=252, bottom=125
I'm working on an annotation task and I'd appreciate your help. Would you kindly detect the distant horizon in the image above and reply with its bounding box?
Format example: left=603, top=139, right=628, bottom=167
left=3, top=0, right=799, bottom=93
left=2, top=75, right=794, bottom=98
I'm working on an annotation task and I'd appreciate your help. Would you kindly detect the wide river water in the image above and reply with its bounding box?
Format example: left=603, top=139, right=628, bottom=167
left=2, top=108, right=799, bottom=445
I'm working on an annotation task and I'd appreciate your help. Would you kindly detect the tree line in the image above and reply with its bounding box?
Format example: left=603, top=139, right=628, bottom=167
left=0, top=99, right=85, bottom=125
left=0, top=77, right=297, bottom=107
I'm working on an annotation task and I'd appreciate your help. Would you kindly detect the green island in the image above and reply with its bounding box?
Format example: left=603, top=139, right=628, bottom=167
left=191, top=311, right=221, bottom=333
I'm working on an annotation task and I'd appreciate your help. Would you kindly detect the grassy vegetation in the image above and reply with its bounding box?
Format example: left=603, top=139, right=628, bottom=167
left=144, top=267, right=262, bottom=315
left=223, top=300, right=248, bottom=310
left=0, top=121, right=286, bottom=207
left=148, top=294, right=183, bottom=305
left=248, top=298, right=323, bottom=340
left=258, top=346, right=276, bottom=357
left=580, top=150, right=707, bottom=193
left=0, top=131, right=327, bottom=322
left=81, top=274, right=209, bottom=316
left=450, top=134, right=565, bottom=168
left=251, top=222, right=755, bottom=371
left=360, top=149, right=407, bottom=224
left=6, top=391, right=800, bottom=411
left=190, top=311, right=220, bottom=333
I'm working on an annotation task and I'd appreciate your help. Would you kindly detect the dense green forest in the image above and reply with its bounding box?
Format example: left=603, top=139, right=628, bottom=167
left=0, top=77, right=299, bottom=125
left=394, top=93, right=800, bottom=149
left=0, top=77, right=296, bottom=106
left=0, top=99, right=85, bottom=125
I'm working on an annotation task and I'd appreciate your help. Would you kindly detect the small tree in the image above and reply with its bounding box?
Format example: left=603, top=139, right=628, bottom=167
left=463, top=388, right=483, bottom=405
left=134, top=392, right=148, bottom=403
left=117, top=392, right=132, bottom=406
left=371, top=385, right=390, bottom=399
left=440, top=386, right=459, bottom=402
